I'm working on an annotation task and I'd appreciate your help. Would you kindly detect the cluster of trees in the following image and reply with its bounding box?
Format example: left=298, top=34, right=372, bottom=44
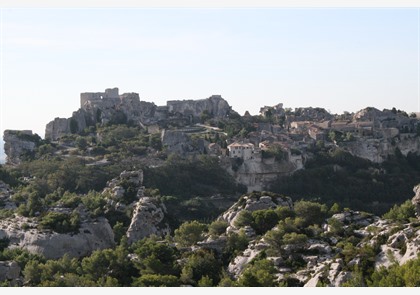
left=0, top=183, right=419, bottom=287
left=270, top=147, right=420, bottom=216
left=0, top=152, right=245, bottom=233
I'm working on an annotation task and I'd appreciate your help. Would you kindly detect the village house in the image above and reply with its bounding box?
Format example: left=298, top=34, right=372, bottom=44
left=308, top=125, right=327, bottom=141
left=227, top=142, right=255, bottom=160
left=290, top=121, right=312, bottom=131
left=330, top=121, right=356, bottom=133
left=355, top=121, right=374, bottom=136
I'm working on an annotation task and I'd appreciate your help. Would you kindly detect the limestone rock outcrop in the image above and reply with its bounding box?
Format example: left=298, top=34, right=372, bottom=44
left=167, top=95, right=232, bottom=118
left=101, top=169, right=171, bottom=244
left=220, top=193, right=293, bottom=232
left=412, top=184, right=420, bottom=218
left=45, top=117, right=71, bottom=141
left=3, top=130, right=38, bottom=165
left=208, top=192, right=420, bottom=287
left=222, top=156, right=300, bottom=192
left=0, top=215, right=115, bottom=259
left=161, top=129, right=196, bottom=156
left=126, top=196, right=170, bottom=245
left=0, top=181, right=16, bottom=210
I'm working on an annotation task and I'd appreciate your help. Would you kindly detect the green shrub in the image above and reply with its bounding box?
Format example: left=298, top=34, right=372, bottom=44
left=38, top=211, right=80, bottom=233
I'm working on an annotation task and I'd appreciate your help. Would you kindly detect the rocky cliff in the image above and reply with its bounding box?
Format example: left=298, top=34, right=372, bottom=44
left=221, top=156, right=301, bottom=192
left=193, top=187, right=420, bottom=287
left=343, top=134, right=420, bottom=163
left=167, top=95, right=232, bottom=118
left=44, top=88, right=233, bottom=141
left=3, top=130, right=39, bottom=165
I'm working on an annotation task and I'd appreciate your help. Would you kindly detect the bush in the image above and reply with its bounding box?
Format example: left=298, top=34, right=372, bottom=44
left=294, top=200, right=328, bottom=227
left=174, top=221, right=207, bottom=247
left=208, top=220, right=228, bottom=236
left=233, top=210, right=253, bottom=228
left=38, top=211, right=80, bottom=234
left=238, top=259, right=277, bottom=287
left=132, top=274, right=180, bottom=287
left=251, top=209, right=279, bottom=235
left=382, top=200, right=416, bottom=223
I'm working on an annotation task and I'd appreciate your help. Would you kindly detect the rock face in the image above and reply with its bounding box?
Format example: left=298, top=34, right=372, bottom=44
left=0, top=181, right=16, bottom=210
left=45, top=117, right=71, bottom=141
left=222, top=206, right=420, bottom=286
left=0, top=261, right=21, bottom=284
left=220, top=193, right=293, bottom=233
left=0, top=178, right=115, bottom=259
left=101, top=169, right=171, bottom=245
left=161, top=130, right=196, bottom=156
left=45, top=109, right=88, bottom=141
left=0, top=215, right=115, bottom=260
left=286, top=107, right=333, bottom=123
left=126, top=196, right=171, bottom=245
left=412, top=184, right=420, bottom=218
left=221, top=156, right=300, bottom=192
left=167, top=95, right=232, bottom=118
left=204, top=193, right=420, bottom=286
left=3, top=130, right=38, bottom=165
left=344, top=136, right=420, bottom=164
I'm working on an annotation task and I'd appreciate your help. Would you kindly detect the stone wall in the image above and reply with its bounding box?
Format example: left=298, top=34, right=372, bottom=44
left=167, top=95, right=231, bottom=118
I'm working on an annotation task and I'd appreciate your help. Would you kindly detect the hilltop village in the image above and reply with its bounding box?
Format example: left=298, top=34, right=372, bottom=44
left=4, top=87, right=420, bottom=191
left=2, top=88, right=420, bottom=287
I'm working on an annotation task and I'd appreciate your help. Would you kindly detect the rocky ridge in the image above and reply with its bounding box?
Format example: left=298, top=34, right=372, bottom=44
left=45, top=88, right=233, bottom=141
left=194, top=188, right=420, bottom=287
left=101, top=169, right=171, bottom=244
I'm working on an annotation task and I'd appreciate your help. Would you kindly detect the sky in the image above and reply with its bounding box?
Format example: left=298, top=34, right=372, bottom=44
left=1, top=2, right=420, bottom=162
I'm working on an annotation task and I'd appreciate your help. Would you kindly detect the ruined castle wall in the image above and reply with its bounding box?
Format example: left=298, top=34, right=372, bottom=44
left=45, top=118, right=70, bottom=141
left=166, top=95, right=230, bottom=118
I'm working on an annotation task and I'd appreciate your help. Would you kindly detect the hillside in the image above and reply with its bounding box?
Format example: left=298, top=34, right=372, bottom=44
left=1, top=88, right=420, bottom=287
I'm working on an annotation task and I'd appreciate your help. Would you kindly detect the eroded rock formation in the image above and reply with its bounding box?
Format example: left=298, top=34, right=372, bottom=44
left=3, top=130, right=38, bottom=165
left=412, top=184, right=420, bottom=218
left=101, top=169, right=171, bottom=245
left=0, top=215, right=115, bottom=260
left=126, top=196, right=170, bottom=245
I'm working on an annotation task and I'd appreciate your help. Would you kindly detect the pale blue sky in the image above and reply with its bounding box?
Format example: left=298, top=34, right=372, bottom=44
left=1, top=7, right=420, bottom=161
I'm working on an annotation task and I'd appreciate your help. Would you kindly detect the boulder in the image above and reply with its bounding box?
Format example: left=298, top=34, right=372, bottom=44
left=0, top=261, right=21, bottom=282
left=0, top=216, right=115, bottom=259
left=126, top=197, right=171, bottom=244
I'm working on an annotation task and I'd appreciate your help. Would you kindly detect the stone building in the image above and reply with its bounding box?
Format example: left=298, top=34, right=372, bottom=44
left=227, top=142, right=255, bottom=160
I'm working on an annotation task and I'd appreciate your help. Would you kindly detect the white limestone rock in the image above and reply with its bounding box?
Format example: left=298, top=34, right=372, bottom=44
left=126, top=197, right=171, bottom=245
left=3, top=130, right=37, bottom=165
left=0, top=216, right=115, bottom=260
left=412, top=184, right=420, bottom=218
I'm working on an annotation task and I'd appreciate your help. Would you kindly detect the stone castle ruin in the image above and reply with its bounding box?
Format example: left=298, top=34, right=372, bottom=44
left=44, top=87, right=233, bottom=141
